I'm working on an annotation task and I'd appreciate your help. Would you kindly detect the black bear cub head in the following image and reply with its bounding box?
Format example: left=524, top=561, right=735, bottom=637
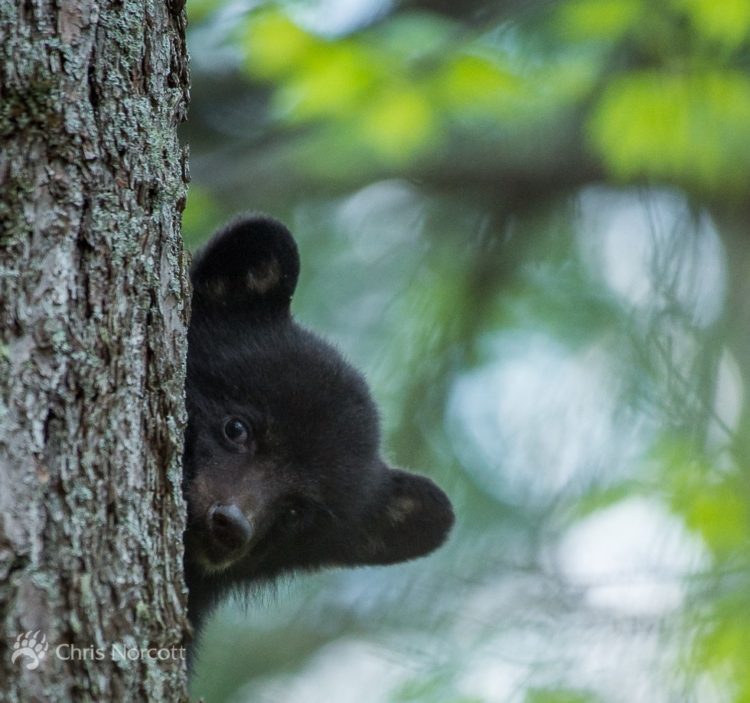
left=183, top=215, right=454, bottom=631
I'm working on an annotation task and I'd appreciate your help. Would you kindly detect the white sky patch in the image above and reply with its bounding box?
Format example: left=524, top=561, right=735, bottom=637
left=334, top=179, right=426, bottom=261
left=456, top=652, right=530, bottom=703
left=231, top=638, right=412, bottom=703
left=187, top=0, right=260, bottom=72
left=455, top=618, right=693, bottom=703
left=441, top=568, right=693, bottom=703
left=448, top=332, right=647, bottom=504
left=708, top=348, right=744, bottom=451
left=557, top=497, right=708, bottom=616
left=289, top=0, right=390, bottom=36
left=189, top=0, right=391, bottom=75
left=576, top=187, right=727, bottom=328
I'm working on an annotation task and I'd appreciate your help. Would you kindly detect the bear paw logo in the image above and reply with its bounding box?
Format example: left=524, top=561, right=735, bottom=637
left=11, top=631, right=48, bottom=670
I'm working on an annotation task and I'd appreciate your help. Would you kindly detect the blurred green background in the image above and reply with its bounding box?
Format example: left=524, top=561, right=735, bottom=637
left=181, top=1, right=750, bottom=701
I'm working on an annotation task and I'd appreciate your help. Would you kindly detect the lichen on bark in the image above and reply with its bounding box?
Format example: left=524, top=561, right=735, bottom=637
left=0, top=0, right=191, bottom=699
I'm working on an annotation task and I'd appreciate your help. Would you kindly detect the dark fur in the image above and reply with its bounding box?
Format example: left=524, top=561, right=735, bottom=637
left=183, top=215, right=454, bottom=654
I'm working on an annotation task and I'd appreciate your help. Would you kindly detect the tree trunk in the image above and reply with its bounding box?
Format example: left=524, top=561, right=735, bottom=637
left=0, top=0, right=190, bottom=700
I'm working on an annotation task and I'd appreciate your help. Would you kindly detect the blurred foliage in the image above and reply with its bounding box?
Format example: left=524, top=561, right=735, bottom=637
left=589, top=70, right=750, bottom=194
left=182, top=185, right=224, bottom=247
left=182, top=0, right=750, bottom=701
left=186, top=0, right=750, bottom=195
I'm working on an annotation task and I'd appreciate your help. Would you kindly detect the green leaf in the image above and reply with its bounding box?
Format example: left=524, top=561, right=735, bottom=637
left=359, top=87, right=439, bottom=162
left=556, top=0, right=644, bottom=41
left=435, top=54, right=522, bottom=118
left=243, top=10, right=320, bottom=80
left=274, top=43, right=379, bottom=121
left=672, top=0, right=750, bottom=49
left=652, top=437, right=749, bottom=556
left=182, top=186, right=223, bottom=248
left=589, top=70, right=750, bottom=194
left=186, top=0, right=222, bottom=24
left=525, top=688, right=602, bottom=703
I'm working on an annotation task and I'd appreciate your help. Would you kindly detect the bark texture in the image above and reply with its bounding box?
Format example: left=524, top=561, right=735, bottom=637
left=0, top=0, right=190, bottom=700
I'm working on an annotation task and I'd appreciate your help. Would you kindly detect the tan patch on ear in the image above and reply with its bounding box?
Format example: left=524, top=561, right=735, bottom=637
left=246, top=258, right=281, bottom=294
left=387, top=496, right=417, bottom=524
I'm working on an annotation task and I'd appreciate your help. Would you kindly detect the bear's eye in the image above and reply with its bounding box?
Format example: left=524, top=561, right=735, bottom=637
left=280, top=500, right=307, bottom=529
left=223, top=417, right=250, bottom=446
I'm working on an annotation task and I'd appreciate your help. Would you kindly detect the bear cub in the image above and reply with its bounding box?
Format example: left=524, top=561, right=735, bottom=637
left=183, top=215, right=454, bottom=643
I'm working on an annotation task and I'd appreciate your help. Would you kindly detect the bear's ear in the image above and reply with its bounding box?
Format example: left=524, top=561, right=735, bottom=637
left=340, top=468, right=454, bottom=567
left=190, top=215, right=300, bottom=315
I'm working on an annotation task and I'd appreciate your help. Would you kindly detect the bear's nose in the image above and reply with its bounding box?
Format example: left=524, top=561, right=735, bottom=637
left=207, top=503, right=253, bottom=551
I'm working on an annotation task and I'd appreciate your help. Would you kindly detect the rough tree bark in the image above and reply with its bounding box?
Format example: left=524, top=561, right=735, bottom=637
left=0, top=0, right=190, bottom=700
